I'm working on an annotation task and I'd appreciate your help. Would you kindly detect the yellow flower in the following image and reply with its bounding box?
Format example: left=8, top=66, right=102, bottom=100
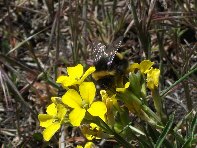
left=38, top=101, right=67, bottom=141
left=140, top=60, right=154, bottom=73
left=56, top=64, right=95, bottom=87
left=100, top=90, right=118, bottom=125
left=62, top=82, right=107, bottom=126
left=116, top=82, right=130, bottom=92
left=129, top=60, right=154, bottom=74
left=146, top=68, right=160, bottom=90
left=101, top=90, right=118, bottom=110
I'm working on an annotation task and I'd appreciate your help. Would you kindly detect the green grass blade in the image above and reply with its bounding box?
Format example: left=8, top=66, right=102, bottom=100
left=6, top=27, right=50, bottom=55
left=128, top=125, right=145, bottom=136
left=190, top=112, right=197, bottom=137
left=154, top=114, right=174, bottom=148
left=181, top=137, right=192, bottom=148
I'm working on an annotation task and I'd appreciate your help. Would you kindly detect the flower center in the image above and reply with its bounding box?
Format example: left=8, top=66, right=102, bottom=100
left=82, top=100, right=89, bottom=109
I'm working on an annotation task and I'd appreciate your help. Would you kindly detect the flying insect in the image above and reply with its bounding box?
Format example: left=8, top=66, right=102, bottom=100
left=90, top=36, right=129, bottom=89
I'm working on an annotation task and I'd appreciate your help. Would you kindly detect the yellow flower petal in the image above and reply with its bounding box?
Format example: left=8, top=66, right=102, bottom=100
left=88, top=101, right=107, bottom=120
left=116, top=82, right=130, bottom=92
left=56, top=75, right=67, bottom=83
left=79, top=82, right=96, bottom=105
left=67, top=64, right=83, bottom=79
left=62, top=89, right=82, bottom=108
left=46, top=103, right=57, bottom=116
left=56, top=75, right=79, bottom=88
left=38, top=114, right=53, bottom=127
left=125, top=82, right=130, bottom=88
left=116, top=88, right=125, bottom=92
left=63, top=78, right=78, bottom=87
left=147, top=68, right=160, bottom=90
left=100, top=90, right=109, bottom=104
left=84, top=142, right=96, bottom=148
left=57, top=65, right=95, bottom=87
left=57, top=76, right=77, bottom=87
left=69, top=108, right=86, bottom=126
left=80, top=66, right=96, bottom=83
left=77, top=142, right=96, bottom=148
left=90, top=123, right=99, bottom=130
left=129, top=63, right=140, bottom=72
left=42, top=122, right=60, bottom=141
left=85, top=134, right=96, bottom=140
left=51, top=97, right=61, bottom=104
left=139, top=60, right=154, bottom=73
left=57, top=104, right=67, bottom=121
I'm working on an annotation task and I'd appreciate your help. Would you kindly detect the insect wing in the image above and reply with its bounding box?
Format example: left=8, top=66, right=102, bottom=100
left=92, top=40, right=108, bottom=62
left=91, top=36, right=123, bottom=64
left=107, top=36, right=123, bottom=64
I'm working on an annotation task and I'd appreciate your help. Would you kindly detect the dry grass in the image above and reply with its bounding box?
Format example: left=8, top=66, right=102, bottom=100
left=0, top=0, right=196, bottom=147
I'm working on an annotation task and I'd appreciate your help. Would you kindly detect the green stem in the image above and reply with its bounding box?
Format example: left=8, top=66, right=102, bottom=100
left=160, top=67, right=197, bottom=97
left=118, top=92, right=162, bottom=125
left=96, top=117, right=133, bottom=148
left=157, top=32, right=165, bottom=90
left=182, top=81, right=193, bottom=112
left=152, top=89, right=167, bottom=123
left=85, top=113, right=132, bottom=147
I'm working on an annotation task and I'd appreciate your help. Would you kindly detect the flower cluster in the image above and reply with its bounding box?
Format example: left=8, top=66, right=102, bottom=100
left=38, top=60, right=162, bottom=146
left=129, top=60, right=160, bottom=90
left=38, top=64, right=107, bottom=141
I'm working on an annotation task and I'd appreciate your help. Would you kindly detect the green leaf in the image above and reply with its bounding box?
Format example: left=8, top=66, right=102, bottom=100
left=181, top=137, right=192, bottom=148
left=154, top=114, right=174, bottom=148
left=85, top=113, right=132, bottom=148
left=173, top=131, right=185, bottom=147
left=190, top=112, right=197, bottom=137
left=146, top=124, right=161, bottom=145
left=128, top=125, right=145, bottom=136
left=129, top=72, right=142, bottom=97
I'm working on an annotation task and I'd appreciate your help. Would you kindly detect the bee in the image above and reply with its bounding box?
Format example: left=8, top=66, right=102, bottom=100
left=90, top=37, right=129, bottom=89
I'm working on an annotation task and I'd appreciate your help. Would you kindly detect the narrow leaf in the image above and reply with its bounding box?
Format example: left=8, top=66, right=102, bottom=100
left=154, top=114, right=174, bottom=148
